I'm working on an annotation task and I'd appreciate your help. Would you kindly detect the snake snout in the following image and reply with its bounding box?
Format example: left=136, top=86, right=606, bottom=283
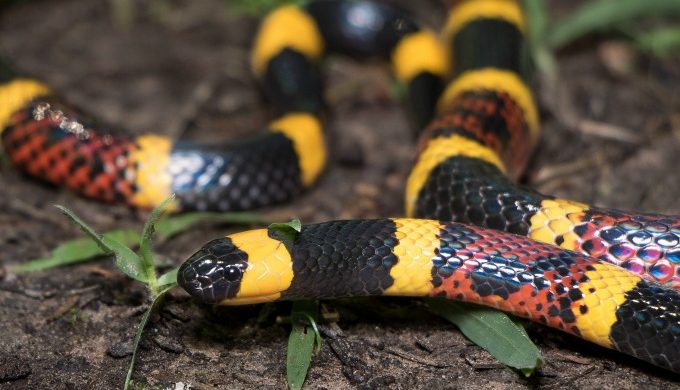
left=177, top=237, right=248, bottom=304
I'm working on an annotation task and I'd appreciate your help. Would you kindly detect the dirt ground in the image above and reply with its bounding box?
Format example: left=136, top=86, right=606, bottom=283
left=1, top=0, right=680, bottom=388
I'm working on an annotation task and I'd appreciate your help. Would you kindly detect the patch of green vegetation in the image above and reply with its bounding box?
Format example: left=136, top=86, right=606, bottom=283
left=523, top=0, right=680, bottom=79
left=228, top=0, right=306, bottom=17
left=286, top=300, right=321, bottom=390
left=55, top=196, right=177, bottom=389
left=68, top=307, right=88, bottom=327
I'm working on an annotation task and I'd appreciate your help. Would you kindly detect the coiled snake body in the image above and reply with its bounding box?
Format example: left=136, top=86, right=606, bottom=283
left=1, top=0, right=679, bottom=374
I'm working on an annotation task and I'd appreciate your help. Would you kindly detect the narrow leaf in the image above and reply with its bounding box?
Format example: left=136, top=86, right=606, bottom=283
left=427, top=299, right=542, bottom=376
left=154, top=211, right=268, bottom=240
left=287, top=300, right=320, bottom=390
left=229, top=0, right=305, bottom=17
left=549, top=0, right=680, bottom=49
left=16, top=229, right=138, bottom=273
left=157, top=268, right=179, bottom=289
left=107, top=236, right=148, bottom=283
left=55, top=205, right=147, bottom=282
left=635, top=26, right=680, bottom=56
left=123, top=293, right=168, bottom=390
left=268, top=219, right=302, bottom=252
left=522, top=0, right=558, bottom=79
left=55, top=205, right=115, bottom=253
left=139, top=195, right=176, bottom=287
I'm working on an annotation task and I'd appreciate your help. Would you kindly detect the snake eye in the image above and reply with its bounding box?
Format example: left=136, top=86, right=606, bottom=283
left=225, top=264, right=243, bottom=282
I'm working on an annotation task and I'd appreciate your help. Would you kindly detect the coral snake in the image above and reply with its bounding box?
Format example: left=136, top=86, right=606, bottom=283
left=1, top=0, right=679, bottom=375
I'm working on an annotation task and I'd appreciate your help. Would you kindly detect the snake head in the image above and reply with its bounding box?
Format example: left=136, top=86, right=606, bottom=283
left=178, top=229, right=294, bottom=305
left=177, top=237, right=248, bottom=304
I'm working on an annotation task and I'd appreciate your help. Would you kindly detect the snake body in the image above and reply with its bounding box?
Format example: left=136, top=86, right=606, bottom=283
left=178, top=218, right=680, bottom=373
left=2, top=0, right=680, bottom=374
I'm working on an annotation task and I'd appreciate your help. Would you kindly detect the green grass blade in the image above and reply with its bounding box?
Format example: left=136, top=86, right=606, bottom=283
left=139, top=195, right=176, bottom=288
left=123, top=292, right=168, bottom=390
left=522, top=0, right=558, bottom=79
left=549, top=0, right=680, bottom=49
left=16, top=229, right=138, bottom=273
left=55, top=205, right=147, bottom=283
left=154, top=211, right=268, bottom=240
left=157, top=268, right=179, bottom=289
left=287, top=300, right=320, bottom=390
left=229, top=0, right=305, bottom=16
left=636, top=26, right=680, bottom=56
left=427, top=299, right=542, bottom=376
left=55, top=205, right=117, bottom=254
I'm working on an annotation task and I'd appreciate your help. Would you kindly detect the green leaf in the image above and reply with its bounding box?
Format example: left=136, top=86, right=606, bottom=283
left=548, top=0, right=680, bottom=49
left=522, top=0, right=558, bottom=80
left=287, top=300, right=320, bottom=390
left=139, top=195, right=176, bottom=288
left=154, top=211, right=267, bottom=240
left=16, top=229, right=138, bottom=273
left=157, top=268, right=179, bottom=289
left=268, top=219, right=302, bottom=252
left=635, top=26, right=680, bottom=56
left=55, top=205, right=148, bottom=283
left=427, top=299, right=542, bottom=376
left=228, top=0, right=305, bottom=17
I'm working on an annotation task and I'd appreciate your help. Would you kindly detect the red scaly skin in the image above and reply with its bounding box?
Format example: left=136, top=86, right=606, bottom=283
left=417, top=90, right=532, bottom=178
left=570, top=209, right=680, bottom=286
left=2, top=104, right=138, bottom=204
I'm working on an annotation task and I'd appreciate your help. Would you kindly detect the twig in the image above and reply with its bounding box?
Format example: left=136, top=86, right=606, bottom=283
left=577, top=119, right=642, bottom=143
left=383, top=346, right=454, bottom=368
left=539, top=74, right=642, bottom=144
left=7, top=198, right=68, bottom=227
left=45, top=294, right=81, bottom=323
left=552, top=352, right=592, bottom=365
left=546, top=365, right=598, bottom=389
left=0, top=285, right=57, bottom=299
left=166, top=78, right=219, bottom=139
left=533, top=154, right=605, bottom=185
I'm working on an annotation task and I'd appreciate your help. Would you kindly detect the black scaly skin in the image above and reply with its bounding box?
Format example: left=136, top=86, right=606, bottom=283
left=282, top=219, right=400, bottom=298
left=170, top=133, right=302, bottom=211
left=416, top=156, right=546, bottom=235
left=407, top=72, right=445, bottom=132
left=263, top=48, right=324, bottom=115
left=306, top=0, right=444, bottom=131
left=610, top=282, right=680, bottom=372
left=451, top=19, right=529, bottom=79
left=306, top=0, right=419, bottom=58
left=178, top=237, right=249, bottom=304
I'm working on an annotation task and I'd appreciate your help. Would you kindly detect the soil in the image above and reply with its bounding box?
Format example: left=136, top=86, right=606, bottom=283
left=1, top=0, right=680, bottom=389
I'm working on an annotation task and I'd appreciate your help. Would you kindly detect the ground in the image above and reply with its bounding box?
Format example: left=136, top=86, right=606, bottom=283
left=1, top=0, right=680, bottom=388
